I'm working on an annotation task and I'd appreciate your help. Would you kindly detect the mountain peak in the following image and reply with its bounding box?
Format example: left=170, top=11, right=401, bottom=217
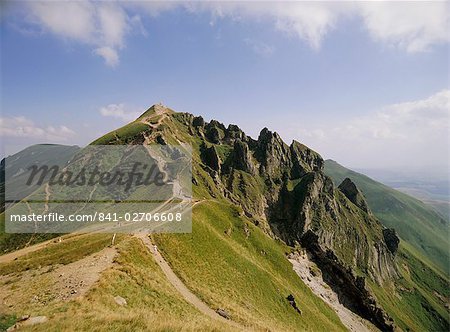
left=138, top=103, right=173, bottom=121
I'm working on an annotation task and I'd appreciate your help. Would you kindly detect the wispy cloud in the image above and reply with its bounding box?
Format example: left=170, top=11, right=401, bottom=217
left=94, top=46, right=119, bottom=67
left=359, top=2, right=450, bottom=53
left=99, top=103, right=142, bottom=122
left=15, top=1, right=144, bottom=67
left=0, top=116, right=75, bottom=141
left=5, top=1, right=449, bottom=67
left=285, top=90, right=450, bottom=168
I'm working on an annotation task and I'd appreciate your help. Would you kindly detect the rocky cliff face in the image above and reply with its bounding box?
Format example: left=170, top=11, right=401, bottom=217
left=174, top=111, right=399, bottom=274
left=107, top=106, right=401, bottom=330
left=338, top=177, right=371, bottom=214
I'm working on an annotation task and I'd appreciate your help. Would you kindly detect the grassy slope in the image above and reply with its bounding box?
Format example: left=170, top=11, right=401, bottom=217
left=0, top=204, right=346, bottom=331
left=0, top=111, right=346, bottom=331
left=2, top=110, right=448, bottom=331
left=154, top=199, right=346, bottom=331
left=0, top=235, right=233, bottom=331
left=369, top=241, right=449, bottom=332
left=90, top=121, right=151, bottom=145
left=157, top=114, right=448, bottom=331
left=0, top=117, right=154, bottom=254
left=0, top=233, right=115, bottom=276
left=324, top=160, right=449, bottom=275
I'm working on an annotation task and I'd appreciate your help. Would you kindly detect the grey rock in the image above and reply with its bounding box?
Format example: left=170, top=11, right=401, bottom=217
left=23, top=316, right=48, bottom=326
left=383, top=228, right=400, bottom=254
left=338, top=178, right=371, bottom=214
left=114, top=295, right=127, bottom=306
left=232, top=139, right=256, bottom=174
left=287, top=294, right=302, bottom=315
left=201, top=145, right=221, bottom=172
left=192, top=116, right=205, bottom=127
left=216, top=308, right=231, bottom=319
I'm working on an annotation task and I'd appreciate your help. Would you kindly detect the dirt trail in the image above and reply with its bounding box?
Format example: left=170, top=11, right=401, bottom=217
left=135, top=234, right=242, bottom=329
left=289, top=252, right=378, bottom=332
left=140, top=104, right=168, bottom=128
left=0, top=246, right=117, bottom=311
left=43, top=183, right=51, bottom=214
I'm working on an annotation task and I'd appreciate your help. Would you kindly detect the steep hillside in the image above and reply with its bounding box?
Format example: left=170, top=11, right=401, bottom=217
left=1, top=104, right=448, bottom=331
left=324, top=160, right=449, bottom=275
left=0, top=208, right=345, bottom=331
left=88, top=104, right=447, bottom=330
left=0, top=145, right=80, bottom=254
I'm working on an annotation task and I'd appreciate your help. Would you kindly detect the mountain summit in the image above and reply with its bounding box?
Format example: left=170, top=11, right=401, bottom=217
left=1, top=105, right=448, bottom=332
left=91, top=106, right=433, bottom=330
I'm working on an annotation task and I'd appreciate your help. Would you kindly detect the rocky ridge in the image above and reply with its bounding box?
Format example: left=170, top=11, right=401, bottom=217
left=104, top=105, right=401, bottom=330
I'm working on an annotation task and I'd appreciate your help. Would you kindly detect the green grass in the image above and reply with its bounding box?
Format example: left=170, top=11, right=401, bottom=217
left=1, top=236, right=231, bottom=331
left=91, top=122, right=151, bottom=145
left=0, top=233, right=117, bottom=275
left=368, top=242, right=449, bottom=331
left=154, top=200, right=346, bottom=331
left=0, top=211, right=63, bottom=255
left=0, top=314, right=16, bottom=332
left=324, top=159, right=449, bottom=275
left=214, top=143, right=233, bottom=162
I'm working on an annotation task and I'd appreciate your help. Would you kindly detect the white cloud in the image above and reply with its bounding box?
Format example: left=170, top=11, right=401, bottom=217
left=359, top=2, right=450, bottom=53
left=184, top=1, right=344, bottom=50
left=273, top=2, right=346, bottom=50
left=7, top=1, right=450, bottom=67
left=97, top=3, right=128, bottom=48
left=21, top=1, right=141, bottom=67
left=27, top=1, right=96, bottom=43
left=183, top=1, right=448, bottom=52
left=99, top=103, right=142, bottom=122
left=284, top=90, right=450, bottom=169
left=0, top=116, right=75, bottom=141
left=94, top=46, right=119, bottom=67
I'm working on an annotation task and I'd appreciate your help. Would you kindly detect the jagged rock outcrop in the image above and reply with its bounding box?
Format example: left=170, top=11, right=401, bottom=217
left=231, top=140, right=256, bottom=174
left=205, top=120, right=226, bottom=144
left=383, top=228, right=400, bottom=254
left=290, top=140, right=323, bottom=177
left=201, top=144, right=221, bottom=172
left=256, top=128, right=291, bottom=176
left=192, top=116, right=205, bottom=127
left=142, top=108, right=399, bottom=331
left=226, top=124, right=247, bottom=142
left=301, top=230, right=395, bottom=331
left=338, top=178, right=371, bottom=214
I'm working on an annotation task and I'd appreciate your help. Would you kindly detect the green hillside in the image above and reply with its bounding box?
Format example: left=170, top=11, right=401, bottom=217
left=155, top=199, right=346, bottom=331
left=1, top=106, right=448, bottom=331
left=324, top=159, right=449, bottom=275
left=0, top=207, right=345, bottom=331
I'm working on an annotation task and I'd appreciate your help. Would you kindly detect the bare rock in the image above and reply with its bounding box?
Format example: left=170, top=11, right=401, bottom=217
left=338, top=178, right=371, bottom=214
left=216, top=308, right=231, bottom=319
left=201, top=145, right=221, bottom=172
left=114, top=295, right=127, bottom=306
left=287, top=294, right=302, bottom=315
left=383, top=228, right=400, bottom=254
left=232, top=139, right=256, bottom=174
left=7, top=316, right=48, bottom=331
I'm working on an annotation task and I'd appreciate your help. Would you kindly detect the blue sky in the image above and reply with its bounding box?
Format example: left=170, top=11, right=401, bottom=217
left=1, top=1, right=449, bottom=174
